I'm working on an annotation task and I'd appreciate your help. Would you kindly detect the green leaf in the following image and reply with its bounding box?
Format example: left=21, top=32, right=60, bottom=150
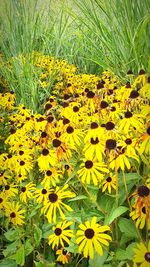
left=0, top=259, right=17, bottom=267
left=3, top=240, right=20, bottom=257
left=34, top=224, right=42, bottom=247
left=104, top=206, right=128, bottom=225
left=126, top=243, right=137, bottom=260
left=89, top=251, right=108, bottom=267
left=16, top=245, right=25, bottom=266
left=34, top=262, right=44, bottom=267
left=68, top=195, right=87, bottom=201
left=118, top=218, right=138, bottom=238
left=4, top=228, right=23, bottom=241
left=34, top=262, right=55, bottom=267
left=115, top=243, right=137, bottom=261
left=24, top=238, right=33, bottom=256
left=115, top=249, right=127, bottom=260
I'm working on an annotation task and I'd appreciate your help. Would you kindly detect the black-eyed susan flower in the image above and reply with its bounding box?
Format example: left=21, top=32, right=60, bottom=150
left=130, top=204, right=150, bottom=230
left=15, top=158, right=33, bottom=176
left=76, top=217, right=111, bottom=259
left=41, top=184, right=76, bottom=223
left=0, top=192, right=8, bottom=210
left=37, top=148, right=57, bottom=171
left=41, top=167, right=62, bottom=187
left=61, top=125, right=83, bottom=147
left=48, top=221, right=73, bottom=249
left=20, top=182, right=35, bottom=203
left=119, top=110, right=144, bottom=134
left=133, top=240, right=150, bottom=267
left=5, top=202, right=25, bottom=226
left=78, top=158, right=109, bottom=186
left=84, top=122, right=104, bottom=142
left=83, top=137, right=104, bottom=161
left=139, top=126, right=150, bottom=155
left=34, top=187, right=50, bottom=204
left=3, top=183, right=18, bottom=198
left=102, top=173, right=116, bottom=194
left=56, top=248, right=71, bottom=264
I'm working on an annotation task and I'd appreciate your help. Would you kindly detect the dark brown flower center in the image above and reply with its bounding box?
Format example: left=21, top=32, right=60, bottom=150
left=53, top=139, right=61, bottom=147
left=10, top=212, right=16, bottom=218
left=5, top=185, right=10, bottom=190
left=106, top=177, right=112, bottom=182
left=87, top=91, right=95, bottom=98
left=46, top=170, right=52, bottom=176
left=137, top=185, right=149, bottom=197
left=110, top=106, right=116, bottom=112
left=21, top=187, right=26, bottom=192
left=63, top=118, right=70, bottom=125
left=65, top=165, right=69, bottom=170
left=147, top=126, right=150, bottom=135
left=129, top=90, right=139, bottom=99
left=142, top=207, right=146, bottom=214
left=41, top=132, right=47, bottom=138
left=20, top=160, right=25, bottom=166
left=42, top=149, right=49, bottom=156
left=125, top=82, right=131, bottom=88
left=10, top=128, right=16, bottom=134
left=85, top=228, right=95, bottom=239
left=42, top=189, right=47, bottom=194
left=90, top=137, right=99, bottom=144
left=100, top=101, right=108, bottom=109
left=47, top=116, right=54, bottom=123
left=145, top=252, right=150, bottom=262
left=127, top=69, right=133, bottom=75
left=90, top=122, right=98, bottom=129
left=125, top=111, right=132, bottom=118
left=19, top=150, right=24, bottom=155
left=49, top=193, right=58, bottom=203
left=66, top=126, right=74, bottom=134
left=139, top=69, right=145, bottom=75
left=105, top=122, right=115, bottom=130
left=73, top=106, right=79, bottom=112
left=45, top=103, right=52, bottom=111
left=106, top=139, right=116, bottom=150
left=85, top=160, right=93, bottom=169
left=125, top=138, right=132, bottom=145
left=97, top=82, right=104, bottom=89
left=62, top=249, right=67, bottom=255
left=64, top=94, right=70, bottom=100
left=0, top=198, right=3, bottom=203
left=55, top=227, right=62, bottom=236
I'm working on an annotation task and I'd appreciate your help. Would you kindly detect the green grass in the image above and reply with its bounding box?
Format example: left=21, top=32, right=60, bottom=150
left=71, top=0, right=150, bottom=77
left=0, top=0, right=149, bottom=111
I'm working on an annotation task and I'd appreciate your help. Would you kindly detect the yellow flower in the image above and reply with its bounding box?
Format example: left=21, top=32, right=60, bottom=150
left=48, top=221, right=73, bottom=249
left=37, top=148, right=57, bottom=171
left=78, top=158, right=109, bottom=186
left=41, top=184, right=75, bottom=223
left=3, top=183, right=18, bottom=198
left=83, top=136, right=104, bottom=161
left=119, top=111, right=144, bottom=134
left=76, top=217, right=111, bottom=259
left=102, top=174, right=116, bottom=194
left=133, top=241, right=150, bottom=267
left=41, top=168, right=62, bottom=187
left=61, top=125, right=83, bottom=147
left=56, top=248, right=71, bottom=264
left=34, top=187, right=50, bottom=204
left=5, top=202, right=25, bottom=226
left=20, top=182, right=35, bottom=203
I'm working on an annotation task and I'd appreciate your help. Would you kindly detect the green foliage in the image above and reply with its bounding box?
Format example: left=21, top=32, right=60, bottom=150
left=71, top=0, right=150, bottom=76
left=104, top=206, right=129, bottom=225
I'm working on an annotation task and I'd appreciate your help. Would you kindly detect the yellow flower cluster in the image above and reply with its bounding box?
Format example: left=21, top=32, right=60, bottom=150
left=0, top=56, right=150, bottom=263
